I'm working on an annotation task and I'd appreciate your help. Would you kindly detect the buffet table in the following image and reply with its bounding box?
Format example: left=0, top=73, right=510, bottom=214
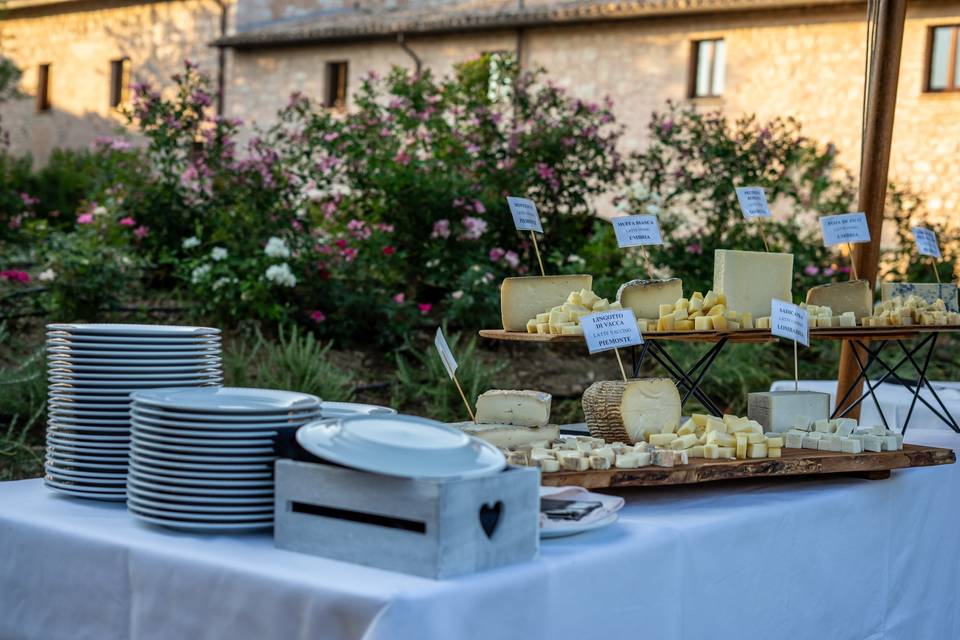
left=2, top=429, right=958, bottom=640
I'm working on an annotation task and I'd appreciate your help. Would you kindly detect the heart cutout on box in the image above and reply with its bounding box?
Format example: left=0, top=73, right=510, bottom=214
left=478, top=501, right=502, bottom=539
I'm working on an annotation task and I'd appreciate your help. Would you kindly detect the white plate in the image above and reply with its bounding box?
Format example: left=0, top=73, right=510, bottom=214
left=44, top=472, right=127, bottom=487
left=47, top=362, right=223, bottom=374
left=129, top=411, right=316, bottom=431
left=47, top=428, right=130, bottom=441
left=540, top=513, right=620, bottom=539
left=125, top=501, right=270, bottom=522
left=131, top=435, right=275, bottom=455
left=47, top=451, right=128, bottom=465
left=47, top=332, right=221, bottom=344
left=47, top=412, right=129, bottom=425
left=320, top=402, right=397, bottom=417
left=47, top=323, right=220, bottom=337
left=296, top=415, right=506, bottom=480
left=127, top=495, right=273, bottom=515
left=126, top=483, right=273, bottom=505
left=127, top=474, right=274, bottom=496
left=131, top=387, right=321, bottom=415
left=129, top=447, right=275, bottom=464
left=48, top=375, right=223, bottom=388
left=131, top=429, right=274, bottom=448
left=131, top=422, right=279, bottom=440
left=45, top=464, right=127, bottom=480
left=47, top=348, right=222, bottom=359
left=128, top=460, right=271, bottom=481
left=47, top=403, right=131, bottom=416
left=47, top=356, right=223, bottom=367
left=46, top=459, right=127, bottom=473
left=128, top=467, right=273, bottom=489
left=48, top=369, right=222, bottom=381
left=47, top=441, right=129, bottom=455
left=45, top=481, right=126, bottom=501
left=128, top=451, right=271, bottom=472
left=130, top=404, right=320, bottom=424
left=128, top=510, right=270, bottom=532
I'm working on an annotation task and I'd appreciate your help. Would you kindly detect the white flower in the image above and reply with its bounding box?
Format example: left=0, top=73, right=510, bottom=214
left=331, top=183, right=352, bottom=198
left=451, top=290, right=464, bottom=300
left=264, top=237, right=290, bottom=259
left=425, top=259, right=440, bottom=268
left=191, top=264, right=211, bottom=284
left=264, top=263, right=297, bottom=287
left=38, top=268, right=56, bottom=282
left=211, top=247, right=228, bottom=261
left=92, top=206, right=108, bottom=216
left=567, top=254, right=584, bottom=264
left=212, top=277, right=231, bottom=290
left=645, top=203, right=661, bottom=215
left=182, top=236, right=201, bottom=250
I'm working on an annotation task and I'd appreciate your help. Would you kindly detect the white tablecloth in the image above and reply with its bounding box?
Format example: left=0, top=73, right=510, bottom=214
left=770, top=380, right=960, bottom=431
left=2, top=430, right=958, bottom=640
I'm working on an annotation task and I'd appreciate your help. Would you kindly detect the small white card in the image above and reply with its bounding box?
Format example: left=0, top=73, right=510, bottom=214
left=735, top=187, right=772, bottom=219
left=771, top=299, right=809, bottom=347
left=911, top=226, right=942, bottom=259
left=434, top=327, right=457, bottom=379
left=612, top=214, right=663, bottom=248
left=581, top=309, right=643, bottom=354
left=819, top=212, right=870, bottom=246
left=506, top=196, right=543, bottom=233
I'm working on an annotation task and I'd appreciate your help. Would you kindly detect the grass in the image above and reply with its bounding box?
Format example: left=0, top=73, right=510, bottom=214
left=0, top=322, right=47, bottom=481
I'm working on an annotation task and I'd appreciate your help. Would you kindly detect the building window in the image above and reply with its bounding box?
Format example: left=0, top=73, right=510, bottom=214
left=689, top=39, right=726, bottom=98
left=325, top=61, right=348, bottom=109
left=36, top=63, right=51, bottom=112
left=109, top=58, right=130, bottom=108
left=926, top=25, right=960, bottom=92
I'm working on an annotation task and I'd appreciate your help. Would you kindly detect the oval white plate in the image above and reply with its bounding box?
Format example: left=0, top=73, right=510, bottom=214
left=127, top=474, right=274, bottom=496
left=44, top=473, right=126, bottom=487
left=49, top=375, right=223, bottom=388
left=47, top=323, right=220, bottom=337
left=128, top=461, right=271, bottom=482
left=128, top=451, right=271, bottom=472
left=131, top=435, right=275, bottom=455
left=125, top=500, right=270, bottom=522
left=131, top=422, right=279, bottom=440
left=130, top=412, right=315, bottom=432
left=48, top=369, right=222, bottom=381
left=44, top=464, right=127, bottom=480
left=296, top=415, right=505, bottom=480
left=47, top=451, right=128, bottom=464
left=128, top=466, right=273, bottom=489
left=127, top=509, right=270, bottom=532
left=131, top=429, right=274, bottom=447
left=129, top=446, right=274, bottom=464
left=131, top=387, right=321, bottom=415
left=47, top=332, right=221, bottom=344
left=320, top=402, right=397, bottom=417
left=130, top=404, right=320, bottom=424
left=47, top=356, right=223, bottom=367
left=540, top=513, right=620, bottom=539
left=44, top=481, right=126, bottom=501
left=47, top=348, right=222, bottom=359
left=127, top=494, right=273, bottom=515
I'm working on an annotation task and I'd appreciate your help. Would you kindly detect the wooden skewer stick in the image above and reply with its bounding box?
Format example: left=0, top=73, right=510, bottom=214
left=847, top=243, right=859, bottom=280
left=614, top=348, right=628, bottom=381
left=452, top=374, right=476, bottom=422
left=793, top=339, right=799, bottom=393
left=931, top=258, right=941, bottom=283
left=640, top=245, right=653, bottom=279
left=759, top=220, right=771, bottom=253
left=530, top=231, right=545, bottom=277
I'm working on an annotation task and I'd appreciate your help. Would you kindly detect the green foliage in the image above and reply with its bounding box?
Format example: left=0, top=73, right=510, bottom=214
left=223, top=326, right=355, bottom=401
left=390, top=329, right=506, bottom=422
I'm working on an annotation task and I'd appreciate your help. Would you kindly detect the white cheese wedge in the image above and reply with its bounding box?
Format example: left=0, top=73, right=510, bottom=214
left=840, top=438, right=863, bottom=454
left=615, top=453, right=640, bottom=469
left=806, top=280, right=873, bottom=319
left=475, top=389, right=551, bottom=427
left=581, top=378, right=681, bottom=444
left=540, top=458, right=560, bottom=472
left=746, top=391, right=831, bottom=433
left=617, top=278, right=684, bottom=321
left=453, top=422, right=559, bottom=449
left=713, top=249, right=794, bottom=318
left=785, top=432, right=805, bottom=449
left=500, top=275, right=593, bottom=331
left=881, top=283, right=958, bottom=312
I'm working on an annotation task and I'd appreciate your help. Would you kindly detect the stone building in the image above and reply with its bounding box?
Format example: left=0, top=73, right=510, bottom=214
left=2, top=0, right=960, bottom=221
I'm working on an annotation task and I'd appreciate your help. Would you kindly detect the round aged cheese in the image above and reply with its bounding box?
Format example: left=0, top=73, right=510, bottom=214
left=581, top=378, right=681, bottom=444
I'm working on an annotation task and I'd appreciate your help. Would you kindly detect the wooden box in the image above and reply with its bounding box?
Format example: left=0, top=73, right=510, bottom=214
left=274, top=460, right=540, bottom=579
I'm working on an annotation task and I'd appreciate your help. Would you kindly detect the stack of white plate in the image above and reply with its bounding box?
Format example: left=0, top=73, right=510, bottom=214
left=45, top=324, right=223, bottom=501
left=127, top=387, right=321, bottom=532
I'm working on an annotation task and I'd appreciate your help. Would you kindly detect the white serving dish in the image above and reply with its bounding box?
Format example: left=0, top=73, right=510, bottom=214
left=130, top=387, right=320, bottom=414
left=47, top=323, right=220, bottom=337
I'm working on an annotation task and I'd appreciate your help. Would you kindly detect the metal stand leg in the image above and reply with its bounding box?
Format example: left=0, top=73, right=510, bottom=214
left=645, top=339, right=728, bottom=416
left=840, top=340, right=890, bottom=431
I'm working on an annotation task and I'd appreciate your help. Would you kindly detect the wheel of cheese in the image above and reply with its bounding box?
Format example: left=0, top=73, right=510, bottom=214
left=581, top=378, right=681, bottom=444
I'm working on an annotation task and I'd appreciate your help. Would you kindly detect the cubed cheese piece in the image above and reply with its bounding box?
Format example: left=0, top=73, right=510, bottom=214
left=475, top=390, right=552, bottom=427
left=881, top=283, right=958, bottom=312
left=536, top=323, right=550, bottom=335
left=711, top=315, right=728, bottom=331
left=670, top=433, right=698, bottom=450
left=703, top=444, right=720, bottom=459
left=525, top=319, right=538, bottom=333
left=689, top=445, right=705, bottom=458
left=694, top=316, right=713, bottom=331
left=839, top=313, right=857, bottom=328
left=707, top=304, right=727, bottom=317
left=806, top=280, right=873, bottom=319
left=757, top=316, right=771, bottom=329
left=814, top=419, right=834, bottom=433
left=454, top=422, right=560, bottom=449
left=747, top=391, right=831, bottom=433
left=592, top=298, right=610, bottom=312
left=792, top=415, right=813, bottom=431
left=500, top=275, right=593, bottom=331
left=768, top=447, right=782, bottom=458
left=589, top=455, right=611, bottom=470
left=765, top=436, right=784, bottom=448
left=659, top=304, right=675, bottom=318
left=882, top=435, right=901, bottom=451
left=746, top=432, right=766, bottom=444
left=656, top=316, right=676, bottom=332
left=862, top=435, right=883, bottom=452
left=676, top=320, right=695, bottom=331
left=706, top=431, right=736, bottom=447
left=708, top=416, right=729, bottom=433
left=592, top=447, right=616, bottom=464
left=740, top=312, right=754, bottom=329
left=748, top=443, right=768, bottom=458
left=581, top=378, right=682, bottom=444
left=561, top=454, right=590, bottom=471
left=540, top=458, right=560, bottom=472
left=840, top=438, right=863, bottom=454
left=802, top=435, right=821, bottom=449
left=677, top=419, right=697, bottom=436
left=648, top=433, right=677, bottom=447
left=615, top=453, right=640, bottom=469
left=506, top=451, right=530, bottom=465
left=617, top=278, right=684, bottom=321
left=716, top=446, right=735, bottom=458
left=636, top=451, right=652, bottom=466
left=785, top=432, right=805, bottom=449
left=702, top=290, right=719, bottom=311
left=735, top=433, right=748, bottom=459
left=713, top=249, right=794, bottom=318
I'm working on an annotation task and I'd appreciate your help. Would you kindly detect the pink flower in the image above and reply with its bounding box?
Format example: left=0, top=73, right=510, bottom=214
left=823, top=267, right=836, bottom=277
left=323, top=132, right=339, bottom=142
left=472, top=200, right=486, bottom=214
left=489, top=247, right=506, bottom=262
left=393, top=293, right=405, bottom=304
left=804, top=265, right=820, bottom=276
left=685, top=243, right=702, bottom=255
left=309, top=310, right=326, bottom=323
left=119, top=216, right=136, bottom=227
left=0, top=270, right=30, bottom=283
left=335, top=239, right=347, bottom=249
left=418, top=303, right=432, bottom=315
left=347, top=219, right=364, bottom=231
left=431, top=219, right=451, bottom=239
left=376, top=223, right=395, bottom=233
left=134, top=225, right=149, bottom=239
left=77, top=213, right=94, bottom=224
left=503, top=250, right=520, bottom=269
left=382, top=246, right=396, bottom=256
left=461, top=216, right=488, bottom=240
left=341, top=247, right=358, bottom=262
left=393, top=150, right=410, bottom=165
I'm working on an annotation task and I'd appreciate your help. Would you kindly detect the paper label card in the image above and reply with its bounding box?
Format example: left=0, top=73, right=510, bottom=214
left=911, top=226, right=942, bottom=259
left=581, top=309, right=643, bottom=354
left=819, top=212, right=870, bottom=246
left=434, top=327, right=458, bottom=379
left=612, top=214, right=663, bottom=248
left=735, top=187, right=772, bottom=219
left=771, top=299, right=809, bottom=347
left=506, top=197, right=543, bottom=233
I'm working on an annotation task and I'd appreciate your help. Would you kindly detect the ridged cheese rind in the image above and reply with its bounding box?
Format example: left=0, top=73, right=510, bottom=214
left=581, top=378, right=681, bottom=444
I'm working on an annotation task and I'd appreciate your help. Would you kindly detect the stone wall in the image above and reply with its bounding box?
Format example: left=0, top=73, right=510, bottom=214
left=0, top=0, right=225, bottom=163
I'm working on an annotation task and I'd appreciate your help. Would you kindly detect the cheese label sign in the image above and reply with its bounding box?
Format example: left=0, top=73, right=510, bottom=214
left=911, top=226, right=942, bottom=259
left=771, top=299, right=809, bottom=347
left=506, top=196, right=543, bottom=233
left=819, top=212, right=870, bottom=246
left=735, top=187, right=772, bottom=219
left=581, top=309, right=643, bottom=354
left=434, top=327, right=458, bottom=379
left=612, top=214, right=663, bottom=248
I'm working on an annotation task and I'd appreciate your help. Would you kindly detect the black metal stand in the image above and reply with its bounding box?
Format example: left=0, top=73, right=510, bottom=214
left=831, top=332, right=959, bottom=435
left=632, top=338, right=729, bottom=416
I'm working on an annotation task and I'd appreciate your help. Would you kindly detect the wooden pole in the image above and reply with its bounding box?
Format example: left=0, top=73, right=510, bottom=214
left=836, top=0, right=907, bottom=419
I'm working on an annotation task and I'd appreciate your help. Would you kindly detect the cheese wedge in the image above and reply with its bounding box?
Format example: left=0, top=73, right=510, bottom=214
left=617, top=278, right=684, bottom=321
left=500, top=275, right=593, bottom=331
left=713, top=249, right=793, bottom=318
left=453, top=422, right=559, bottom=448
left=581, top=378, right=681, bottom=444
left=806, top=280, right=873, bottom=319
left=475, top=389, right=551, bottom=427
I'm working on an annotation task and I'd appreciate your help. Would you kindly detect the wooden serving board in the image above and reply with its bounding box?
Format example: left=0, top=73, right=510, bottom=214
left=480, top=325, right=960, bottom=346
left=538, top=444, right=955, bottom=489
